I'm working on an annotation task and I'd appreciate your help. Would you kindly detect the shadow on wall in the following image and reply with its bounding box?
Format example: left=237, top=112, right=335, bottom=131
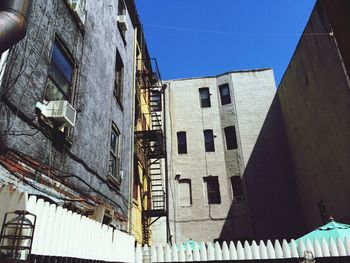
left=219, top=95, right=307, bottom=242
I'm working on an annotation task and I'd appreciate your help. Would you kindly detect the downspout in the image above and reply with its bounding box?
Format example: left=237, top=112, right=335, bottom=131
left=0, top=0, right=32, bottom=54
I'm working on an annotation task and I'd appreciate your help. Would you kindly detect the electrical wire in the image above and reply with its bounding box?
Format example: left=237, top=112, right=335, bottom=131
left=143, top=23, right=331, bottom=37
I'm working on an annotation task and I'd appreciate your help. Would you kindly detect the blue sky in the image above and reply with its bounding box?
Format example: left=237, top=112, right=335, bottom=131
left=134, top=0, right=316, bottom=86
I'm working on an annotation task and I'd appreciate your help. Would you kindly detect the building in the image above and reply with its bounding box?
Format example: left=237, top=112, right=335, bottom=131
left=0, top=0, right=137, bottom=232
left=244, top=0, right=350, bottom=241
left=132, top=18, right=168, bottom=244
left=159, top=69, right=276, bottom=243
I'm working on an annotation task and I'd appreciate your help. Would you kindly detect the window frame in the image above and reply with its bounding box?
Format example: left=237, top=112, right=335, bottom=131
left=109, top=123, right=121, bottom=184
left=45, top=37, right=75, bottom=103
left=203, top=129, right=215, bottom=152
left=177, top=131, right=187, bottom=154
left=224, top=126, right=238, bottom=150
left=204, top=176, right=221, bottom=205
left=178, top=179, right=192, bottom=207
left=114, top=48, right=124, bottom=108
left=199, top=87, right=211, bottom=108
left=219, top=84, right=231, bottom=105
left=230, top=176, right=244, bottom=203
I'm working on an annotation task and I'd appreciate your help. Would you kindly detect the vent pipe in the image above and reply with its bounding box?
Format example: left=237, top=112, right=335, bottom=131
left=0, top=0, right=32, bottom=53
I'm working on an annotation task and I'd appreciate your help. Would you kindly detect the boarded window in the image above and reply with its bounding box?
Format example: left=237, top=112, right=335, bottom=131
left=204, top=129, right=215, bottom=152
left=231, top=176, right=244, bottom=202
left=177, top=131, right=187, bottom=154
left=204, top=177, right=221, bottom=204
left=219, top=84, right=231, bottom=105
left=199, top=87, right=211, bottom=108
left=224, top=126, right=238, bottom=150
left=178, top=179, right=192, bottom=206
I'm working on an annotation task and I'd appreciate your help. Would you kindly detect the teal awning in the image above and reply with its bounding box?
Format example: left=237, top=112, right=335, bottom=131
left=296, top=219, right=350, bottom=244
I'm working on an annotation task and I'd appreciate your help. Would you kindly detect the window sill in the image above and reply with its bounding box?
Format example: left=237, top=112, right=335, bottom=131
left=107, top=174, right=121, bottom=191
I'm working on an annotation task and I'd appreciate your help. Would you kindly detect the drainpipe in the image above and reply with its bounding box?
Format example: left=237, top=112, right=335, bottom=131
left=0, top=0, right=32, bottom=54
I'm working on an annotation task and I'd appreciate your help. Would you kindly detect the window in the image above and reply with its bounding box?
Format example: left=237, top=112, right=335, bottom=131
left=219, top=84, right=231, bottom=105
left=204, top=129, right=215, bottom=152
left=224, top=126, right=238, bottom=150
left=114, top=49, right=124, bottom=107
left=117, top=0, right=127, bottom=43
left=231, top=176, right=244, bottom=202
left=45, top=38, right=75, bottom=102
left=204, top=177, right=221, bottom=204
left=133, top=159, right=140, bottom=200
left=178, top=179, right=192, bottom=207
left=199, top=87, right=211, bottom=108
left=177, top=131, right=187, bottom=154
left=109, top=124, right=121, bottom=184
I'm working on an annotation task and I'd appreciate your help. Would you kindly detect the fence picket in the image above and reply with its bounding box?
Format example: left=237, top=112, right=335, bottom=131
left=164, top=244, right=171, bottom=262
left=274, top=240, right=283, bottom=258
left=337, top=237, right=346, bottom=256
left=313, top=239, right=322, bottom=258
left=266, top=240, right=275, bottom=259
left=259, top=240, right=268, bottom=259
left=143, top=245, right=151, bottom=263
left=243, top=241, right=252, bottom=259
left=289, top=239, right=298, bottom=258
left=171, top=243, right=178, bottom=262
left=321, top=238, right=330, bottom=257
left=199, top=242, right=207, bottom=261
left=178, top=243, right=185, bottom=262
left=222, top=241, right=230, bottom=260
left=251, top=241, right=260, bottom=259
left=214, top=242, right=222, bottom=260
left=281, top=239, right=291, bottom=258
left=135, top=244, right=142, bottom=263
left=297, top=239, right=306, bottom=257
left=207, top=242, right=215, bottom=261
left=192, top=242, right=200, bottom=261
left=185, top=243, right=192, bottom=262
left=329, top=238, right=339, bottom=257
left=151, top=245, right=158, bottom=263
left=228, top=241, right=237, bottom=260
left=305, top=238, right=314, bottom=256
left=345, top=237, right=350, bottom=256
left=236, top=241, right=245, bottom=260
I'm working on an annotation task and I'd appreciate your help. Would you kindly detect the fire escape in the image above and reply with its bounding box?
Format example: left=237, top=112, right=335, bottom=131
left=135, top=58, right=167, bottom=244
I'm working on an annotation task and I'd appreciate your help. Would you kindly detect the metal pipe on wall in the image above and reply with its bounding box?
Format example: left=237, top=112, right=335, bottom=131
left=0, top=0, right=33, bottom=54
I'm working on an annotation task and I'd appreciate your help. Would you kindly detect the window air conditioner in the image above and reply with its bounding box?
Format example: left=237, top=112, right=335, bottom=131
left=68, top=0, right=86, bottom=26
left=117, top=15, right=128, bottom=32
left=36, top=100, right=77, bottom=128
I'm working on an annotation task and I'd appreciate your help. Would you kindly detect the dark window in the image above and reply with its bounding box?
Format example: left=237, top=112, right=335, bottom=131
left=114, top=49, right=124, bottom=107
left=204, top=177, right=221, bottom=204
left=133, top=159, right=140, bottom=200
left=224, top=126, right=238, bottom=150
left=109, top=124, right=121, bottom=184
left=177, top=131, right=187, bottom=154
left=45, top=39, right=74, bottom=102
left=199, top=87, right=211, bottom=108
left=204, top=129, right=215, bottom=152
left=219, top=84, right=231, bottom=105
left=118, top=0, right=126, bottom=15
left=231, top=176, right=244, bottom=202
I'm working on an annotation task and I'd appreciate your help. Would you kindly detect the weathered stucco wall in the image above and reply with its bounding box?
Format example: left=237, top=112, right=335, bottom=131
left=0, top=0, right=135, bottom=222
left=277, top=0, right=350, bottom=231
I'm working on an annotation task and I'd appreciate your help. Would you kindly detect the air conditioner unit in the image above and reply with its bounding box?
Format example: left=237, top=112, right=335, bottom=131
left=36, top=100, right=77, bottom=128
left=117, top=15, right=128, bottom=32
left=69, top=0, right=86, bottom=26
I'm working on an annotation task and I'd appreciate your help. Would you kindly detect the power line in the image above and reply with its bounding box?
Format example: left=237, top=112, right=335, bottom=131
left=143, top=23, right=330, bottom=37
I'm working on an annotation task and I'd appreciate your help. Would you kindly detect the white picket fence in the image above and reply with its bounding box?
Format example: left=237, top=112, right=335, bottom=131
left=135, top=237, right=350, bottom=262
left=0, top=185, right=135, bottom=262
